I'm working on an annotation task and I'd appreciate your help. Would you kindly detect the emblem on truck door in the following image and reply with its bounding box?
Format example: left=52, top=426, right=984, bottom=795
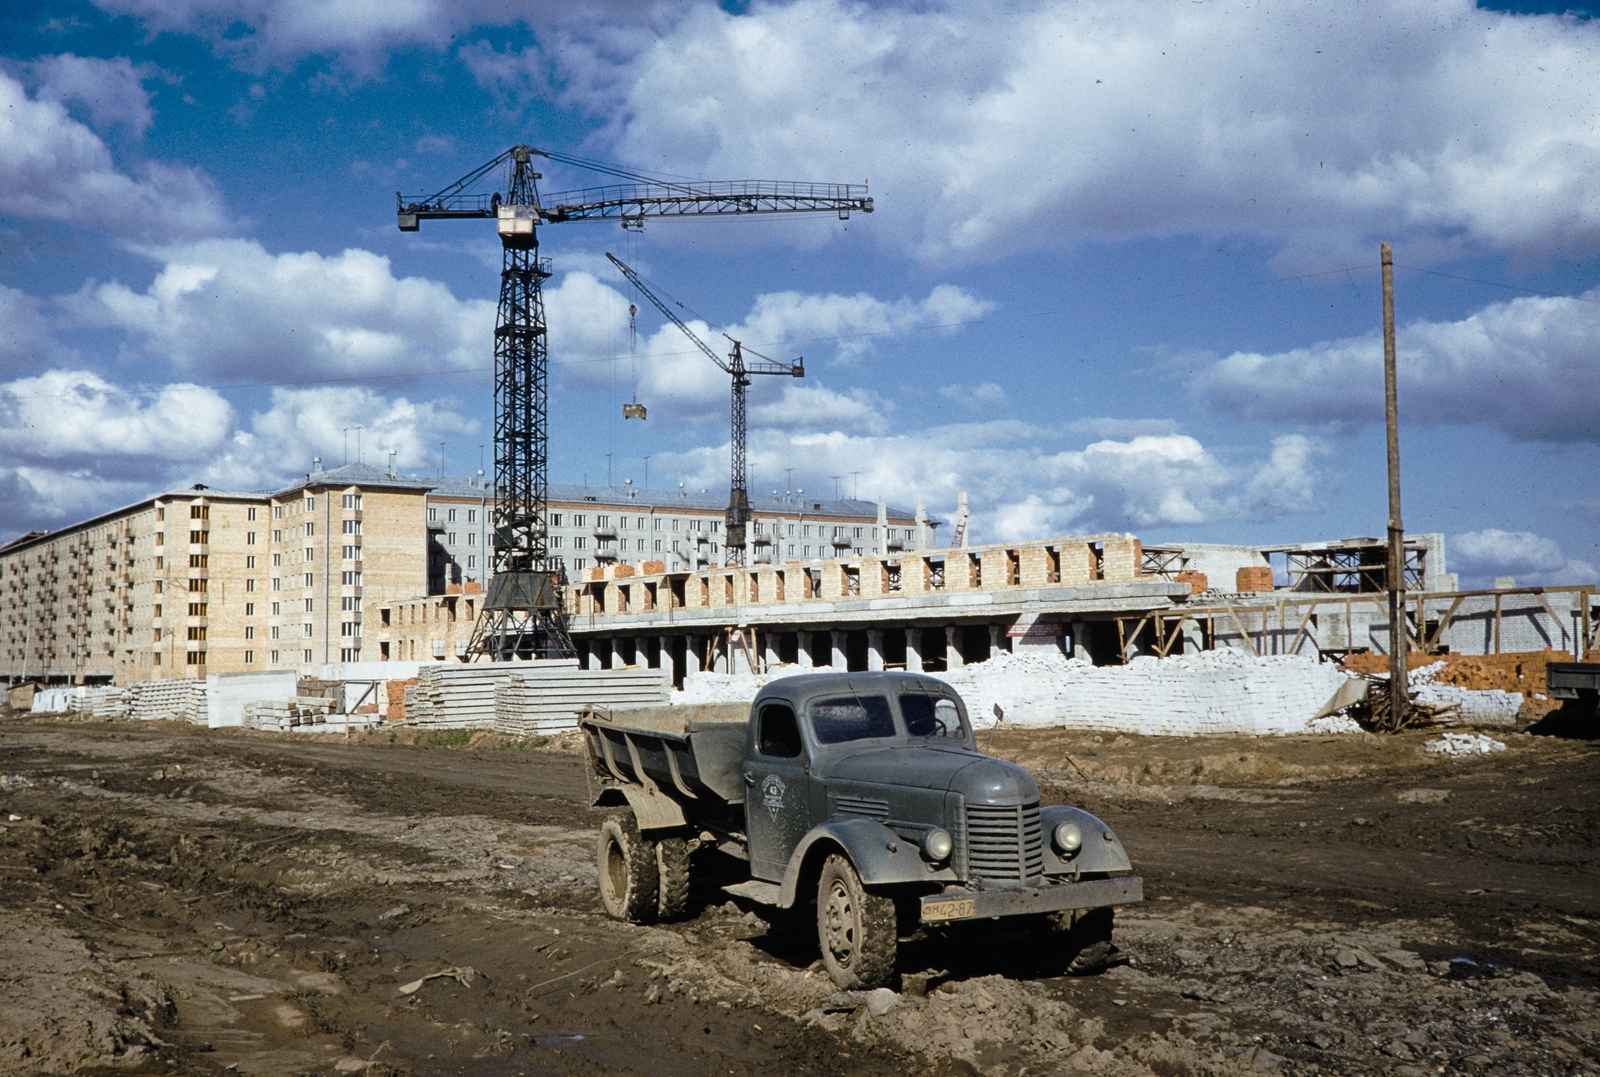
left=761, top=775, right=786, bottom=821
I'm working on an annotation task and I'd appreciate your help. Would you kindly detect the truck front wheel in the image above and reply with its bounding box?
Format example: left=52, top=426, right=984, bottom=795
left=598, top=815, right=659, bottom=923
left=1034, top=906, right=1116, bottom=975
left=817, top=854, right=897, bottom=989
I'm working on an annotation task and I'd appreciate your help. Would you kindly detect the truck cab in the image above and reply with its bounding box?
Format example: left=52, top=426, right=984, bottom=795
left=582, top=672, right=1142, bottom=989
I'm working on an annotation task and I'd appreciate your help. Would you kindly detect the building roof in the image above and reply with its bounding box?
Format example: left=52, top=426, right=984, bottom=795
left=275, top=461, right=440, bottom=495
left=0, top=485, right=267, bottom=556
left=429, top=478, right=931, bottom=523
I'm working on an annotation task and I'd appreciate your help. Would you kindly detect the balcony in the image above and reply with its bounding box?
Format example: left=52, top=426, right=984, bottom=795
left=593, top=525, right=618, bottom=540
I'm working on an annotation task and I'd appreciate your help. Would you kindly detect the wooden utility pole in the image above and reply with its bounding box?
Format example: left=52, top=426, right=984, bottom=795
left=1382, top=243, right=1408, bottom=727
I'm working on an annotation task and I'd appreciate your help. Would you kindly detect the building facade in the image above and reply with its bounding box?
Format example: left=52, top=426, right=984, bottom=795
left=1, top=461, right=926, bottom=684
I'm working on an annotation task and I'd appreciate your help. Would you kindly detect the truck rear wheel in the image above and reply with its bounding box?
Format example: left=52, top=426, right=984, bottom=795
left=817, top=854, right=897, bottom=989
left=598, top=815, right=659, bottom=923
left=655, top=836, right=691, bottom=921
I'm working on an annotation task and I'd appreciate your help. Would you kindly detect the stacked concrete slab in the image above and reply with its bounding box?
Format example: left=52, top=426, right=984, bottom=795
left=494, top=667, right=671, bottom=736
left=128, top=679, right=209, bottom=725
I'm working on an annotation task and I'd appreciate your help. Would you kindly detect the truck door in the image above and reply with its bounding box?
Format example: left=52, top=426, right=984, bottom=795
left=743, top=701, right=811, bottom=882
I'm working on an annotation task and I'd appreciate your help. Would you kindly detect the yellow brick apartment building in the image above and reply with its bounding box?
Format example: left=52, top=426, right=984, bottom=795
left=2, top=462, right=921, bottom=685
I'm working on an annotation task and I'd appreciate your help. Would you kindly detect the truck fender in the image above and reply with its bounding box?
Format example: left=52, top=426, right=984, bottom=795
left=1040, top=805, right=1131, bottom=874
left=777, top=818, right=932, bottom=908
left=592, top=784, right=687, bottom=833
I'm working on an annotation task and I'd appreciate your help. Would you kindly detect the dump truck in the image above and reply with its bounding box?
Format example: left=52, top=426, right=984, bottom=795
left=580, top=671, right=1143, bottom=989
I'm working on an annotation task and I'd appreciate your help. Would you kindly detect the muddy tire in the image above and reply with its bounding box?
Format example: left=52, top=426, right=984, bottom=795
left=1035, top=906, right=1117, bottom=975
left=597, top=815, right=658, bottom=923
left=817, top=853, right=897, bottom=989
left=655, top=835, right=691, bottom=921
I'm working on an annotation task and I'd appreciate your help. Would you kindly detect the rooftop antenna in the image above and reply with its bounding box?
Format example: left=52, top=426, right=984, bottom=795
left=832, top=475, right=843, bottom=500
left=605, top=452, right=613, bottom=486
left=342, top=427, right=349, bottom=466
left=679, top=481, right=686, bottom=498
left=851, top=471, right=861, bottom=500
left=784, top=467, right=794, bottom=497
left=643, top=455, right=650, bottom=490
left=438, top=441, right=445, bottom=478
left=356, top=425, right=363, bottom=464
left=387, top=449, right=396, bottom=478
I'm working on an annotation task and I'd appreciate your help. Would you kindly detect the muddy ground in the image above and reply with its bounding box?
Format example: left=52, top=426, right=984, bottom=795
left=1, top=713, right=1596, bottom=1077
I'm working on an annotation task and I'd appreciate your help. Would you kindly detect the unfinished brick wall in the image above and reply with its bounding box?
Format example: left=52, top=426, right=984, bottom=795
left=1174, top=570, right=1209, bottom=594
left=980, top=548, right=1012, bottom=588
left=1058, top=544, right=1094, bottom=585
left=1019, top=547, right=1055, bottom=587
left=1102, top=538, right=1142, bottom=582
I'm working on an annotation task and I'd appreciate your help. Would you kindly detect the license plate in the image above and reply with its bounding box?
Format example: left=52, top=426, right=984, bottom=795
left=923, top=898, right=976, bottom=922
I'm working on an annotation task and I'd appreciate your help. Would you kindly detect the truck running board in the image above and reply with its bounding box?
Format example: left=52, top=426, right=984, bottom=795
left=722, top=880, right=781, bottom=905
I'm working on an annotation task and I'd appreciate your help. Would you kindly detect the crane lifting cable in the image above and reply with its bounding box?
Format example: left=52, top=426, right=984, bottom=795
left=606, top=252, right=802, bottom=566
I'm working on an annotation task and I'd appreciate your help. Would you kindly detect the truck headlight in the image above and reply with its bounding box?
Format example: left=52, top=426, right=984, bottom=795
left=1053, top=820, right=1083, bottom=855
left=921, top=828, right=953, bottom=862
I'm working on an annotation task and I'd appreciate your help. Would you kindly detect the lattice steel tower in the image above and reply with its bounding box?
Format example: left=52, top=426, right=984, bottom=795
left=398, top=146, right=871, bottom=658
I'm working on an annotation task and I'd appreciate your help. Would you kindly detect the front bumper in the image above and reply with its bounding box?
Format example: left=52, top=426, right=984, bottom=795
left=920, top=875, right=1143, bottom=924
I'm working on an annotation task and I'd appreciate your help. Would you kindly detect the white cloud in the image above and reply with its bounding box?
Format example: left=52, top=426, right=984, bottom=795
left=647, top=423, right=1325, bottom=541
left=26, top=53, right=157, bottom=135
left=0, top=369, right=232, bottom=467
left=0, top=69, right=226, bottom=245
left=527, top=0, right=1600, bottom=265
left=0, top=370, right=478, bottom=541
left=1450, top=528, right=1598, bottom=588
left=0, top=369, right=234, bottom=535
left=72, top=239, right=496, bottom=381
left=224, top=386, right=480, bottom=483
left=1192, top=286, right=1600, bottom=443
left=89, top=0, right=647, bottom=74
left=939, top=382, right=1007, bottom=408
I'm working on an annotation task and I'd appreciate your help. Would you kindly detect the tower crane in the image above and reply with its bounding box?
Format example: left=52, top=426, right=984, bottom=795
left=606, top=253, right=803, bottom=566
left=397, top=147, right=871, bottom=659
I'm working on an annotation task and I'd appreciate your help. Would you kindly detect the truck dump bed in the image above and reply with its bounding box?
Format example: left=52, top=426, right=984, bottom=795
left=580, top=705, right=748, bottom=805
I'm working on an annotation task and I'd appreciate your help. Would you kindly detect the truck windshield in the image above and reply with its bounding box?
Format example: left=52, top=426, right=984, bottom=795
left=899, top=694, right=967, bottom=741
left=810, top=696, right=896, bottom=744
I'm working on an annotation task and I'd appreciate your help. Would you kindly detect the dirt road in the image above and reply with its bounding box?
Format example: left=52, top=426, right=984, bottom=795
left=1, top=715, right=1596, bottom=1076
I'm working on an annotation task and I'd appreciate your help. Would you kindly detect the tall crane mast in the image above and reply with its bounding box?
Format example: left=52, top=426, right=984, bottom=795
left=606, top=253, right=803, bottom=566
left=397, top=146, right=870, bottom=658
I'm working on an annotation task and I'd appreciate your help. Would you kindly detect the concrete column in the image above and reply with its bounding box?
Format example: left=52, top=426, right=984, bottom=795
left=831, top=630, right=846, bottom=669
left=905, top=628, right=923, bottom=672
left=660, top=636, right=671, bottom=672
left=637, top=636, right=653, bottom=669
left=764, top=634, right=780, bottom=673
left=867, top=628, right=884, bottom=671
left=989, top=624, right=1005, bottom=655
left=945, top=625, right=964, bottom=669
left=798, top=631, right=814, bottom=669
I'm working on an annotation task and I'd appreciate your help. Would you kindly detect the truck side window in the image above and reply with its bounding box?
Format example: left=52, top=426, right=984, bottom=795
left=810, top=696, right=896, bottom=744
left=758, top=704, right=802, bottom=758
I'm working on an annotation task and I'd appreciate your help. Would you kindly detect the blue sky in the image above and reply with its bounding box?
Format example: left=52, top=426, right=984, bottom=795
left=0, top=0, right=1596, bottom=588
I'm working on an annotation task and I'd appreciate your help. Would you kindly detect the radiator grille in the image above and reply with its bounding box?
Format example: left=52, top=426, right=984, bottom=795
left=964, top=802, right=1044, bottom=883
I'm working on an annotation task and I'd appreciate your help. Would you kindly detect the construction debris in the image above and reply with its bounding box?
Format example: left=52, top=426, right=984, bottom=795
left=1424, top=732, right=1508, bottom=756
